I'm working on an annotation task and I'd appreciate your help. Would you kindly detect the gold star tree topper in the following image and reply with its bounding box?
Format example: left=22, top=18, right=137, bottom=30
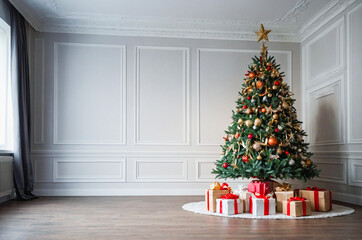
left=255, top=24, right=271, bottom=42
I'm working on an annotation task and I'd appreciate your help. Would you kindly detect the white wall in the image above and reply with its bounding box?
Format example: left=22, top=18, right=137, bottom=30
left=28, top=29, right=301, bottom=196
left=301, top=1, right=362, bottom=205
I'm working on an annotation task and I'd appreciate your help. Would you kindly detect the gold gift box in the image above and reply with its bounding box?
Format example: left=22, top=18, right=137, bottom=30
left=205, top=189, right=230, bottom=213
left=299, top=189, right=331, bottom=212
left=282, top=199, right=311, bottom=217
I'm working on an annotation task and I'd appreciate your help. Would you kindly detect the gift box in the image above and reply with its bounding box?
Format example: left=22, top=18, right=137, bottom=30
left=283, top=197, right=311, bottom=217
left=248, top=181, right=271, bottom=195
left=275, top=191, right=294, bottom=212
left=233, top=184, right=252, bottom=212
left=216, top=194, right=243, bottom=215
left=249, top=194, right=276, bottom=216
left=274, top=183, right=294, bottom=212
left=299, top=187, right=332, bottom=212
left=205, top=182, right=231, bottom=212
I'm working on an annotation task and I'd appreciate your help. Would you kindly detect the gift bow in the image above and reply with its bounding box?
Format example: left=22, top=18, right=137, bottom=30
left=252, top=192, right=273, bottom=199
left=288, top=197, right=306, bottom=202
left=275, top=182, right=292, bottom=192
left=233, top=184, right=248, bottom=196
left=220, top=193, right=239, bottom=199
left=306, top=186, right=325, bottom=191
left=210, top=181, right=231, bottom=191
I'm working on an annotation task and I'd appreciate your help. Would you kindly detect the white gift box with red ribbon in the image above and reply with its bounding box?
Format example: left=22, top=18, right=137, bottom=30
left=250, top=193, right=276, bottom=216
left=216, top=198, right=243, bottom=215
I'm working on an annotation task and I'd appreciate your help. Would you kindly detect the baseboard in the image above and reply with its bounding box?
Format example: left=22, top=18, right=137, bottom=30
left=332, top=191, right=362, bottom=206
left=0, top=189, right=16, bottom=204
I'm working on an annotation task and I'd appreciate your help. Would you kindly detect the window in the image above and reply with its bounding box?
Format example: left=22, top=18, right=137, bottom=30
left=0, top=17, right=12, bottom=151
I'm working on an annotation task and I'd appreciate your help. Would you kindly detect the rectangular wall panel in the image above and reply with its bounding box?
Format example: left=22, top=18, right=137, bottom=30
left=307, top=76, right=344, bottom=146
left=53, top=158, right=126, bottom=182
left=34, top=158, right=53, bottom=183
left=313, top=157, right=347, bottom=184
left=347, top=3, right=362, bottom=143
left=307, top=19, right=344, bottom=82
left=53, top=42, right=126, bottom=144
left=197, top=49, right=291, bottom=146
left=135, top=46, right=190, bottom=145
left=129, top=158, right=188, bottom=182
left=196, top=160, right=215, bottom=181
left=349, top=159, right=362, bottom=187
left=33, top=38, right=45, bottom=144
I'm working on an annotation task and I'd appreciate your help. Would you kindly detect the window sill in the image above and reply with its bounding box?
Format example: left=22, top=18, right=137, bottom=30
left=0, top=150, right=14, bottom=156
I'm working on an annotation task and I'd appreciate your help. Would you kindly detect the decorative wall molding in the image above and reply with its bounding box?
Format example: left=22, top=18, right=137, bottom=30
left=312, top=156, right=347, bottom=184
left=53, top=42, right=127, bottom=145
left=130, top=158, right=188, bottom=182
left=6, top=0, right=331, bottom=42
left=299, top=0, right=356, bottom=41
left=346, top=2, right=362, bottom=144
left=134, top=46, right=190, bottom=145
left=196, top=48, right=292, bottom=146
left=53, top=158, right=126, bottom=183
left=348, top=159, right=362, bottom=187
left=33, top=38, right=45, bottom=145
left=306, top=74, right=345, bottom=146
left=305, top=17, right=344, bottom=86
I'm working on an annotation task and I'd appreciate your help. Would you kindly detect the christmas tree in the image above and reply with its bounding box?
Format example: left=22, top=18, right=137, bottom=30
left=212, top=24, right=319, bottom=182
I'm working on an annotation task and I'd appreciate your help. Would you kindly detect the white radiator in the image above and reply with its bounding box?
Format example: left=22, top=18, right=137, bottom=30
left=0, top=156, right=14, bottom=200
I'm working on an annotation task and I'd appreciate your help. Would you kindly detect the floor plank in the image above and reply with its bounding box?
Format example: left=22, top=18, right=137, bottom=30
left=0, top=196, right=361, bottom=240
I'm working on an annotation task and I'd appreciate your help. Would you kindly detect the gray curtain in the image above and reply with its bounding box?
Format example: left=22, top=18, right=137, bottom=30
left=7, top=1, right=36, bottom=200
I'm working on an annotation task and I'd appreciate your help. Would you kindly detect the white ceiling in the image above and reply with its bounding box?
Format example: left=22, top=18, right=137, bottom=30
left=8, top=0, right=356, bottom=42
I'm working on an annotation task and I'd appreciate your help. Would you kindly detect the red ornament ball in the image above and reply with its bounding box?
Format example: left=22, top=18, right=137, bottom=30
left=247, top=96, right=251, bottom=100
left=274, top=81, right=280, bottom=86
left=242, top=155, right=249, bottom=162
left=275, top=128, right=279, bottom=133
left=249, top=72, right=255, bottom=78
left=285, top=151, right=290, bottom=155
left=243, top=105, right=247, bottom=109
left=247, top=134, right=253, bottom=139
left=223, top=162, right=228, bottom=168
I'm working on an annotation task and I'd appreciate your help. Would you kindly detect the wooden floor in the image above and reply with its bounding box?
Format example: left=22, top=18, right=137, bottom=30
left=0, top=196, right=361, bottom=240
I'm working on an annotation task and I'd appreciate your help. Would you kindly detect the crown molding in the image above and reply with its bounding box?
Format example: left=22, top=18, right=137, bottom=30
left=8, top=0, right=43, bottom=31
left=8, top=0, right=356, bottom=43
left=298, top=0, right=356, bottom=42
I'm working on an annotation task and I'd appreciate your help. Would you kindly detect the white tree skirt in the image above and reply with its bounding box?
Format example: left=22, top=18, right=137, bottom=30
left=182, top=201, right=355, bottom=220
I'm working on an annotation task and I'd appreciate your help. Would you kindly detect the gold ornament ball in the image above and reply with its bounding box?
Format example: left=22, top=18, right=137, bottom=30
left=268, top=136, right=278, bottom=146
left=272, top=114, right=279, bottom=119
left=271, top=73, right=275, bottom=78
left=245, top=108, right=252, bottom=115
left=277, top=148, right=283, bottom=155
left=268, top=93, right=272, bottom=97
left=248, top=88, right=254, bottom=93
left=267, top=62, right=272, bottom=66
left=282, top=101, right=289, bottom=109
left=237, top=118, right=243, bottom=125
left=253, top=143, right=262, bottom=151
left=245, top=120, right=253, bottom=127
left=256, top=80, right=264, bottom=89
left=272, top=85, right=278, bottom=90
left=254, top=118, right=262, bottom=126
left=257, top=155, right=262, bottom=160
left=306, top=159, right=311, bottom=165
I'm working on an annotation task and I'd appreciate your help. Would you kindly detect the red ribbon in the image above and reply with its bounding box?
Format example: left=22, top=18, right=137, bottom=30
left=249, top=196, right=253, bottom=213
left=305, top=187, right=332, bottom=211
left=219, top=198, right=238, bottom=214
left=220, top=183, right=230, bottom=190
left=234, top=199, right=238, bottom=214
left=207, top=190, right=210, bottom=211
left=250, top=194, right=271, bottom=215
left=220, top=193, right=239, bottom=199
left=287, top=197, right=307, bottom=216
left=219, top=200, right=222, bottom=214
